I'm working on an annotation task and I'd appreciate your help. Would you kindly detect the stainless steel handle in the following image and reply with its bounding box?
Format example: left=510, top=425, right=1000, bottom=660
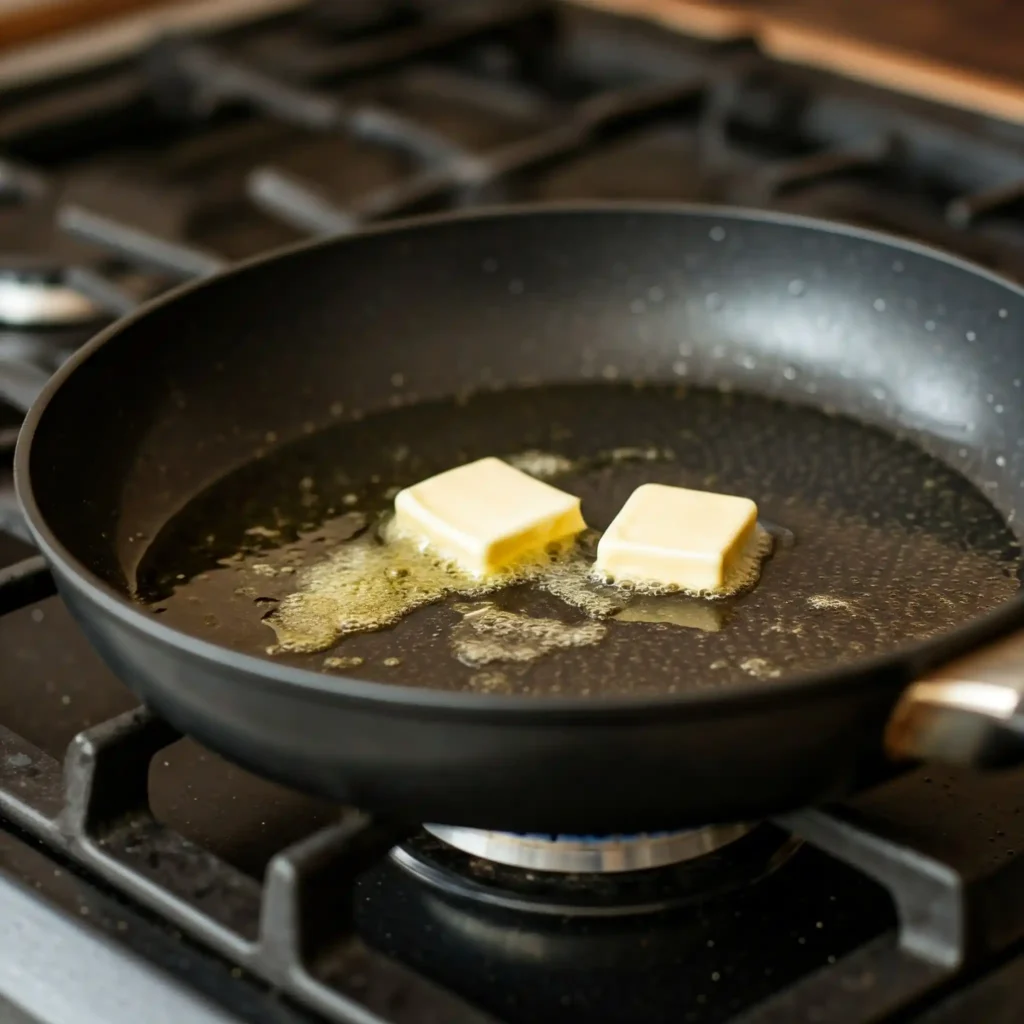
left=885, top=630, right=1024, bottom=768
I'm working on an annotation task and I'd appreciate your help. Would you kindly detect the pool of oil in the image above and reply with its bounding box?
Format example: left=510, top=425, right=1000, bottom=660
left=136, top=383, right=1022, bottom=697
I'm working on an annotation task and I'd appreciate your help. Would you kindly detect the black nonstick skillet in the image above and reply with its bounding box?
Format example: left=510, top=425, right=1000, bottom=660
left=10, top=204, right=1024, bottom=833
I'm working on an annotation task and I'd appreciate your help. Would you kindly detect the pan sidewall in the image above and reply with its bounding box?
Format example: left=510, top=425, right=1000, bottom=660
left=47, top=558, right=907, bottom=830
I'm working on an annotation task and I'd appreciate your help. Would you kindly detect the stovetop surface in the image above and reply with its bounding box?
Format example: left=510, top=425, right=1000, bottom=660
left=4, top=3, right=1024, bottom=1023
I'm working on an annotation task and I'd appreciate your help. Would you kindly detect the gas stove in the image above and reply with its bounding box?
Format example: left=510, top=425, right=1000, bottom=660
left=4, top=2, right=1024, bottom=1022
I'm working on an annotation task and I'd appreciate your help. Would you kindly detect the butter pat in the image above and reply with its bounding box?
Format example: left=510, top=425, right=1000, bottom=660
left=596, top=483, right=758, bottom=592
left=392, top=457, right=586, bottom=576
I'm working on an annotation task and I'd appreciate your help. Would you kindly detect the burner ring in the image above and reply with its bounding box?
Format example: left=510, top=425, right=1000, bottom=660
left=393, top=825, right=799, bottom=917
left=423, top=824, right=750, bottom=873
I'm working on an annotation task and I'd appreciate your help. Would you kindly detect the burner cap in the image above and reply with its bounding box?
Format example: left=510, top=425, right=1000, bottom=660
left=0, top=267, right=101, bottom=326
left=423, top=824, right=750, bottom=873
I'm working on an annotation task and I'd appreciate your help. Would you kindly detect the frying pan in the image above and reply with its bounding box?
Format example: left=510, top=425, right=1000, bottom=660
left=9, top=203, right=1024, bottom=834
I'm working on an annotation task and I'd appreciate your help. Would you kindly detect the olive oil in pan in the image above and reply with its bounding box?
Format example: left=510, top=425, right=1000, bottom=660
left=137, top=384, right=1022, bottom=697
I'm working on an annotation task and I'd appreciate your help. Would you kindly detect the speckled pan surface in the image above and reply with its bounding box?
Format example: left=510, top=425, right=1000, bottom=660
left=14, top=204, right=1024, bottom=829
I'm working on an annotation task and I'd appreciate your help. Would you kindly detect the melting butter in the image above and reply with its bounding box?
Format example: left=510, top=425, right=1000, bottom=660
left=451, top=602, right=606, bottom=667
left=261, top=446, right=774, bottom=659
left=807, top=594, right=855, bottom=611
left=614, top=595, right=730, bottom=631
left=323, top=655, right=364, bottom=670
left=739, top=657, right=782, bottom=680
left=266, top=516, right=773, bottom=657
left=504, top=450, right=575, bottom=480
left=264, top=520, right=619, bottom=655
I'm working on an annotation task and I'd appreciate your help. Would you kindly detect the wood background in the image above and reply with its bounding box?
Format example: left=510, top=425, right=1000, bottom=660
left=1, top=0, right=1022, bottom=122
left=581, top=0, right=1024, bottom=122
left=0, top=0, right=179, bottom=49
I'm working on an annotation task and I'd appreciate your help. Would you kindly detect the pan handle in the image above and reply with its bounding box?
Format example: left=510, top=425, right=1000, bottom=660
left=885, top=631, right=1024, bottom=768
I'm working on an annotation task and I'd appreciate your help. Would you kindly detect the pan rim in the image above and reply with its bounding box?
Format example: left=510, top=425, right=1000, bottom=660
left=15, top=199, right=1024, bottom=715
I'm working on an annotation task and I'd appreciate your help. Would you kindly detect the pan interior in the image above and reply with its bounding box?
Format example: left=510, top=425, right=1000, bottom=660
left=135, top=382, right=1021, bottom=697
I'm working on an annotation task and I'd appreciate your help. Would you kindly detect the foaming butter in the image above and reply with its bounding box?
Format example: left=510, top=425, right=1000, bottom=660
left=264, top=464, right=773, bottom=659
left=264, top=524, right=617, bottom=655
left=451, top=602, right=607, bottom=667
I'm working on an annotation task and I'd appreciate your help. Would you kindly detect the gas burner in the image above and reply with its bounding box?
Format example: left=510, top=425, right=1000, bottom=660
left=0, top=267, right=101, bottom=327
left=393, top=825, right=799, bottom=916
left=423, top=823, right=751, bottom=872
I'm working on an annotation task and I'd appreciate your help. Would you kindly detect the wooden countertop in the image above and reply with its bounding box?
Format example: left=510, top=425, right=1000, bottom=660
left=582, top=0, right=1024, bottom=123
left=3, top=0, right=1023, bottom=123
left=0, top=0, right=180, bottom=49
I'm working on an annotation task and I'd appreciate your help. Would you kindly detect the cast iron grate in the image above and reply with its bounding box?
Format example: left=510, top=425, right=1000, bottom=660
left=0, top=568, right=487, bottom=1023
left=0, top=0, right=1024, bottom=346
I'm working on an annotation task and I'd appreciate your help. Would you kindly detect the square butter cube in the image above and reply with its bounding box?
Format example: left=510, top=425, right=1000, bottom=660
left=393, top=457, right=586, bottom=576
left=596, top=483, right=757, bottom=592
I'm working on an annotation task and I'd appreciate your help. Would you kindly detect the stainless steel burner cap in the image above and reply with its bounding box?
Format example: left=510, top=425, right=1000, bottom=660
left=0, top=275, right=100, bottom=326
left=424, top=824, right=751, bottom=873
